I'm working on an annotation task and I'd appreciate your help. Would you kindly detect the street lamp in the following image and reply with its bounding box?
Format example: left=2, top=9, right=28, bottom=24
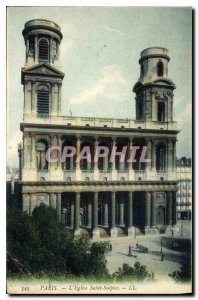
left=160, top=238, right=164, bottom=261
left=160, top=238, right=163, bottom=253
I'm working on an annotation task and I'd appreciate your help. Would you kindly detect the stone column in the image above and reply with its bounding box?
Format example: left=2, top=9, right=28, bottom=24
left=110, top=192, right=117, bottom=237
left=74, top=192, right=80, bottom=230
left=49, top=193, right=56, bottom=209
left=24, top=81, right=32, bottom=115
left=26, top=38, right=29, bottom=63
left=103, top=195, right=109, bottom=227
left=128, top=191, right=135, bottom=236
left=93, top=192, right=100, bottom=238
left=50, top=36, right=53, bottom=64
left=30, top=194, right=36, bottom=215
left=172, top=139, right=176, bottom=170
left=56, top=193, right=62, bottom=222
left=51, top=83, right=55, bottom=115
left=111, top=138, right=118, bottom=180
left=57, top=135, right=62, bottom=169
left=128, top=192, right=133, bottom=228
left=22, top=193, right=30, bottom=213
left=167, top=191, right=173, bottom=226
left=145, top=192, right=151, bottom=227
left=146, top=139, right=152, bottom=171
left=31, top=82, right=36, bottom=114
left=94, top=136, right=99, bottom=180
left=111, top=192, right=116, bottom=228
left=119, top=195, right=124, bottom=226
left=23, top=133, right=31, bottom=168
left=166, top=140, right=171, bottom=171
left=70, top=200, right=74, bottom=229
left=35, top=35, right=38, bottom=63
left=128, top=138, right=134, bottom=180
left=87, top=143, right=92, bottom=171
left=151, top=140, right=156, bottom=171
left=31, top=134, right=36, bottom=169
left=87, top=197, right=92, bottom=228
left=151, top=192, right=156, bottom=226
left=49, top=135, right=57, bottom=169
left=76, top=136, right=81, bottom=180
left=58, top=83, right=62, bottom=115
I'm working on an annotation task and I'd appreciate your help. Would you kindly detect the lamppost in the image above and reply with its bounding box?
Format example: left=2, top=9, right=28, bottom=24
left=160, top=238, right=164, bottom=261
left=160, top=238, right=163, bottom=253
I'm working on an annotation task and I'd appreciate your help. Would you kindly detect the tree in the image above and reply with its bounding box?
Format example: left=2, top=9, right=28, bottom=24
left=7, top=205, right=109, bottom=278
left=112, top=262, right=155, bottom=282
left=169, top=261, right=191, bottom=283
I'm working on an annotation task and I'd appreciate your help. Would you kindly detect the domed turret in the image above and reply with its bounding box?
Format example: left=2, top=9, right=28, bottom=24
left=133, top=47, right=176, bottom=123
left=22, top=19, right=63, bottom=67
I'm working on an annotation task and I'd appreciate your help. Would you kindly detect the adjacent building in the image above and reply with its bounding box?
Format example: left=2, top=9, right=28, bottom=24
left=176, top=157, right=192, bottom=220
left=19, top=19, right=179, bottom=238
left=6, top=167, right=20, bottom=209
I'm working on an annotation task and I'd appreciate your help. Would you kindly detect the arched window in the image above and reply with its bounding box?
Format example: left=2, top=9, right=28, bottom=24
left=36, top=140, right=48, bottom=170
left=37, top=85, right=49, bottom=116
left=157, top=60, right=164, bottom=77
left=38, top=38, right=49, bottom=62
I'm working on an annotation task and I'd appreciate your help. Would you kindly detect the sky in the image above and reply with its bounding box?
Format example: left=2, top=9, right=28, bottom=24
left=7, top=6, right=192, bottom=167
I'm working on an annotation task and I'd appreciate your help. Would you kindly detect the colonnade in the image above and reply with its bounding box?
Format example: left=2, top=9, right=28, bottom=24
left=22, top=190, right=176, bottom=237
left=22, top=134, right=177, bottom=172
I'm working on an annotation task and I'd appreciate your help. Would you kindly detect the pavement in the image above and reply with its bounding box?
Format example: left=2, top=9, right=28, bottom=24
left=104, top=221, right=192, bottom=281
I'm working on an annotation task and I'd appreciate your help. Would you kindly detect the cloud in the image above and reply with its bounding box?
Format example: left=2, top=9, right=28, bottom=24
left=69, top=65, right=128, bottom=105
left=103, top=25, right=130, bottom=37
left=176, top=102, right=192, bottom=124
left=60, top=39, right=74, bottom=57
left=59, top=21, right=76, bottom=57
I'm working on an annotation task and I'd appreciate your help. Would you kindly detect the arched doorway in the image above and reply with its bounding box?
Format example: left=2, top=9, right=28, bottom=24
left=157, top=206, right=165, bottom=225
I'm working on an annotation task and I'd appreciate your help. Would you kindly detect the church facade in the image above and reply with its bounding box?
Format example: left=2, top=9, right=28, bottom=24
left=19, top=19, right=179, bottom=238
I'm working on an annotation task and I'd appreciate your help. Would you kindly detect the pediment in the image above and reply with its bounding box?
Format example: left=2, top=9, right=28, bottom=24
left=22, top=63, right=65, bottom=82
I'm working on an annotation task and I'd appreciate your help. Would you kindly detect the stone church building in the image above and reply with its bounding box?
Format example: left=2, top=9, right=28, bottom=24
left=19, top=19, right=179, bottom=238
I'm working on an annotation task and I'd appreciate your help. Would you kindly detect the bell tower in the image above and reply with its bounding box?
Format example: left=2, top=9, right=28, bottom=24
left=21, top=19, right=65, bottom=119
left=133, top=47, right=176, bottom=123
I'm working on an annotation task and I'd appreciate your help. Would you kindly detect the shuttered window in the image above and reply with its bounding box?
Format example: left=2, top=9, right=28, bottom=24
left=38, top=39, right=49, bottom=62
left=37, top=86, right=49, bottom=116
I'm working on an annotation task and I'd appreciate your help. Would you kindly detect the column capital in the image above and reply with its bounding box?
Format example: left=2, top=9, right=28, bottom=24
left=111, top=137, right=117, bottom=149
left=24, top=132, right=31, bottom=138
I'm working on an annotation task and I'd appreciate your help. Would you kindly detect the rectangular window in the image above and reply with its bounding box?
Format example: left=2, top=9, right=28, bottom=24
left=157, top=102, right=165, bottom=122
